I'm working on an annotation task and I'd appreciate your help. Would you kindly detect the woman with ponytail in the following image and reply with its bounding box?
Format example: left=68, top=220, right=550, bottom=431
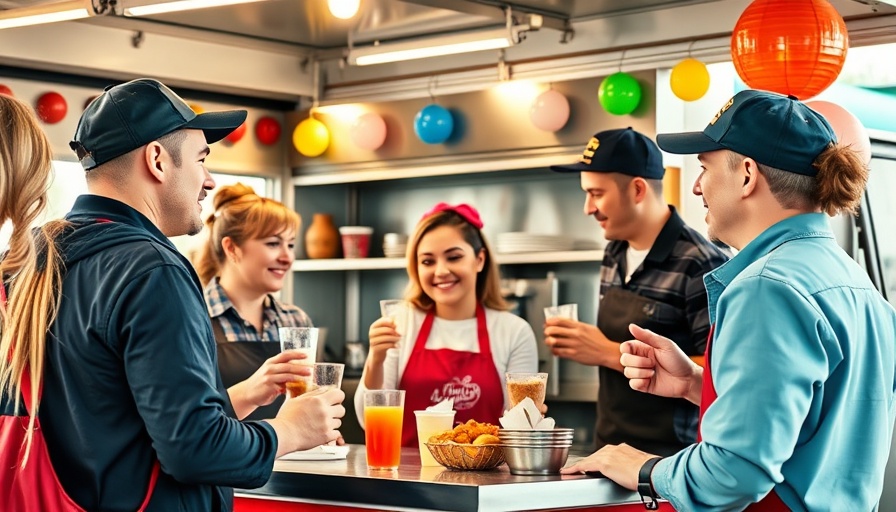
left=0, top=94, right=68, bottom=473
left=195, top=183, right=314, bottom=420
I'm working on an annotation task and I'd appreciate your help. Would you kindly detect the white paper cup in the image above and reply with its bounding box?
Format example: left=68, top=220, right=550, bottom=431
left=414, top=410, right=457, bottom=466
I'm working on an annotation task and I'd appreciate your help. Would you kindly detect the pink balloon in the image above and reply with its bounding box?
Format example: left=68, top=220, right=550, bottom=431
left=530, top=90, right=570, bottom=132
left=806, top=100, right=871, bottom=165
left=351, top=112, right=387, bottom=150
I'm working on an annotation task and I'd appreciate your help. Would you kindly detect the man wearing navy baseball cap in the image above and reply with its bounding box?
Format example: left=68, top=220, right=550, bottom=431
left=564, top=91, right=895, bottom=512
left=36, top=78, right=346, bottom=511
left=546, top=127, right=728, bottom=457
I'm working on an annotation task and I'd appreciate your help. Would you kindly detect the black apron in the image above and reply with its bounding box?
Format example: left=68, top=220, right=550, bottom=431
left=595, top=287, right=696, bottom=456
left=212, top=318, right=285, bottom=422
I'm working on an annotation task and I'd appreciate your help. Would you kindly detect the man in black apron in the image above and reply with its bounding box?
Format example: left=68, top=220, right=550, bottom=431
left=548, top=127, right=729, bottom=456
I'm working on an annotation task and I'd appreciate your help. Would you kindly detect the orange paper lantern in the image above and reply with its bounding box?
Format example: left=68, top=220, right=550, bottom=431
left=731, top=0, right=848, bottom=100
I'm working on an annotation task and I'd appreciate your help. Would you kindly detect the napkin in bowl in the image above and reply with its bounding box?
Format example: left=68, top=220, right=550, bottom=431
left=499, top=397, right=555, bottom=430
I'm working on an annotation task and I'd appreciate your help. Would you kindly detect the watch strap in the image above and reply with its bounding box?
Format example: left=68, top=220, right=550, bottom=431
left=638, top=456, right=663, bottom=510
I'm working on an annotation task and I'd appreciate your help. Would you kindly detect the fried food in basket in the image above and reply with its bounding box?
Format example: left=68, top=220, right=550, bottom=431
left=427, top=419, right=499, bottom=445
left=472, top=434, right=500, bottom=445
left=425, top=420, right=505, bottom=470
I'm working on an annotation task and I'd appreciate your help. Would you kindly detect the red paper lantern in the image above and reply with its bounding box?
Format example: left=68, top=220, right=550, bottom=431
left=255, top=116, right=281, bottom=145
left=225, top=121, right=247, bottom=144
left=0, top=84, right=13, bottom=97
left=36, top=92, right=68, bottom=124
left=731, top=0, right=848, bottom=100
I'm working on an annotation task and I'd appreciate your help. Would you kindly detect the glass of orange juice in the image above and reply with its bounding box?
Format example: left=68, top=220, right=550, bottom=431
left=364, top=389, right=405, bottom=470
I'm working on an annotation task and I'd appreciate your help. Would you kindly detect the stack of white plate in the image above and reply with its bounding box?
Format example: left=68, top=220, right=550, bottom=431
left=495, top=233, right=575, bottom=253
left=383, top=233, right=408, bottom=258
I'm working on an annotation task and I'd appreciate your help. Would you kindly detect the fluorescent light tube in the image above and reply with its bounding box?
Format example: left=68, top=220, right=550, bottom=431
left=124, top=0, right=267, bottom=16
left=349, top=28, right=514, bottom=66
left=0, top=0, right=90, bottom=29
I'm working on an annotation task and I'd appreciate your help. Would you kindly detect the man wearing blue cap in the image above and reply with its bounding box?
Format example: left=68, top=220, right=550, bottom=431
left=26, top=78, right=345, bottom=511
left=548, top=127, right=728, bottom=457
left=564, top=91, right=896, bottom=511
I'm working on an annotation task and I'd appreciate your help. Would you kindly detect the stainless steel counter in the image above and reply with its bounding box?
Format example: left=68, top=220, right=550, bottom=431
left=237, top=445, right=642, bottom=512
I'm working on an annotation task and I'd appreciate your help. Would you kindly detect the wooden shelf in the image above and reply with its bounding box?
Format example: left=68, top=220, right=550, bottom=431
left=291, top=250, right=604, bottom=272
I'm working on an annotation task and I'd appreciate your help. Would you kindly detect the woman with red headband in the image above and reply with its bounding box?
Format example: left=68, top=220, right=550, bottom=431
left=354, top=203, right=539, bottom=447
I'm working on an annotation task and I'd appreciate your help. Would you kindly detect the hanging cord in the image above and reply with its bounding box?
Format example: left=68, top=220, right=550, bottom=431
left=428, top=75, right=438, bottom=104
left=310, top=60, right=321, bottom=117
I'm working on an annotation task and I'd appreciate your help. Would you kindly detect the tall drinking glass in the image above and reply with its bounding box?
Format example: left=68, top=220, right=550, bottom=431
left=279, top=327, right=319, bottom=398
left=364, top=389, right=405, bottom=470
left=312, top=363, right=345, bottom=391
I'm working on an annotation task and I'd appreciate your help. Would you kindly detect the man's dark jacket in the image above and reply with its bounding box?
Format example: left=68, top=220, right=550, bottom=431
left=11, top=195, right=278, bottom=511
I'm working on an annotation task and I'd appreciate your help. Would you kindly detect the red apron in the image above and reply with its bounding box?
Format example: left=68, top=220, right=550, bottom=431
left=398, top=304, right=504, bottom=447
left=700, top=325, right=789, bottom=511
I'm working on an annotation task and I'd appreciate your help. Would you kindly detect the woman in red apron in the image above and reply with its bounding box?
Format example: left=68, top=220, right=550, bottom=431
left=355, top=203, right=539, bottom=446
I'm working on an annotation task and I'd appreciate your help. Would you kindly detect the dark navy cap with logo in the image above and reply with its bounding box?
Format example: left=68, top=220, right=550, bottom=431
left=550, top=127, right=665, bottom=179
left=656, top=89, right=835, bottom=176
left=70, top=78, right=247, bottom=171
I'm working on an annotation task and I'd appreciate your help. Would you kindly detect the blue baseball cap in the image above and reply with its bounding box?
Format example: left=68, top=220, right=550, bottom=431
left=550, top=127, right=665, bottom=179
left=656, top=90, right=835, bottom=176
left=71, top=78, right=247, bottom=171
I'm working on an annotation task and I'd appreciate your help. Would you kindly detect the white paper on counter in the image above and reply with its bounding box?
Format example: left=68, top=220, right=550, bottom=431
left=279, top=444, right=349, bottom=461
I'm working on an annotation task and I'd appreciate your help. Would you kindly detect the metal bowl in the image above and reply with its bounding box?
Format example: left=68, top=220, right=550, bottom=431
left=502, top=444, right=570, bottom=475
left=425, top=442, right=505, bottom=471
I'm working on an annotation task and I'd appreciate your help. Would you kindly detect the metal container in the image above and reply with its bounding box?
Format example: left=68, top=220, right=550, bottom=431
left=502, top=444, right=571, bottom=476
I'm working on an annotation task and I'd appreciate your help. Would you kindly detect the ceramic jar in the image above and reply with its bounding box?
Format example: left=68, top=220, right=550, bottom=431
left=305, top=213, right=340, bottom=259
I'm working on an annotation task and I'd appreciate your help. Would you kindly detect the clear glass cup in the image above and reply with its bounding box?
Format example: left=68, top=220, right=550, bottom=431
left=544, top=303, right=578, bottom=321
left=505, top=372, right=549, bottom=409
left=279, top=327, right=319, bottom=398
left=312, top=362, right=345, bottom=391
left=379, top=299, right=406, bottom=346
left=364, top=389, right=406, bottom=470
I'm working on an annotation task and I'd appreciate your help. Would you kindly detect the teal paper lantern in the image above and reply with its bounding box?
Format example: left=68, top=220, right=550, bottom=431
left=598, top=73, right=642, bottom=116
left=414, top=104, right=454, bottom=144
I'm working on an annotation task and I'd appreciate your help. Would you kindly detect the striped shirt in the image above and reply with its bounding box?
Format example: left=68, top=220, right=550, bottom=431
left=203, top=277, right=312, bottom=342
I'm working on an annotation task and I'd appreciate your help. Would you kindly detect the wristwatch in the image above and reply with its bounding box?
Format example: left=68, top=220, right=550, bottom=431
left=638, top=456, right=663, bottom=510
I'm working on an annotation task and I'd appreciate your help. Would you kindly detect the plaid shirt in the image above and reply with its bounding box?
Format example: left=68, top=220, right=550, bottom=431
left=599, top=208, right=729, bottom=353
left=204, top=277, right=312, bottom=342
left=597, top=207, right=730, bottom=449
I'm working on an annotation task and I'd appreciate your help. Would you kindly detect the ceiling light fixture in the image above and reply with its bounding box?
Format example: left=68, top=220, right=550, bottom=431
left=328, top=0, right=360, bottom=20
left=346, top=8, right=537, bottom=67
left=348, top=26, right=517, bottom=66
left=0, top=0, right=95, bottom=30
left=123, top=0, right=269, bottom=17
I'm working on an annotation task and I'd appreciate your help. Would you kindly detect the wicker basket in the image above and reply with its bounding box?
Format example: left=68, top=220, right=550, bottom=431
left=425, top=442, right=505, bottom=470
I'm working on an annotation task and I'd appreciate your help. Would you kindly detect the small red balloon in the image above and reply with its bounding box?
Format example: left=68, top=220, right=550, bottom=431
left=0, top=84, right=13, bottom=97
left=36, top=92, right=68, bottom=124
left=255, top=116, right=281, bottom=146
left=225, top=121, right=247, bottom=144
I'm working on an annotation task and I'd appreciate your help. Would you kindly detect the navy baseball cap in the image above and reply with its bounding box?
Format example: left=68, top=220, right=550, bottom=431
left=656, top=90, right=835, bottom=176
left=550, top=127, right=665, bottom=179
left=70, top=78, right=247, bottom=171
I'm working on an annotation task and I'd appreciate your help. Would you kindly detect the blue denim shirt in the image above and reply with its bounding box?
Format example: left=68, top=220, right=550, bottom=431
left=654, top=213, right=896, bottom=511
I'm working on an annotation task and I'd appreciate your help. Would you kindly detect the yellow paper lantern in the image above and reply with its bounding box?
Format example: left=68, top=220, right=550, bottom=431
left=670, top=58, right=710, bottom=101
left=293, top=118, right=330, bottom=157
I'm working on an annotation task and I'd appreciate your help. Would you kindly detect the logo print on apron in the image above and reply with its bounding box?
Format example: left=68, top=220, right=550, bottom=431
left=430, top=375, right=481, bottom=410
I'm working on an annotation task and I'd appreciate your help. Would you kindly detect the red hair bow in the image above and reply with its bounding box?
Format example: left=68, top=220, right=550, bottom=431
left=421, top=202, right=484, bottom=229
